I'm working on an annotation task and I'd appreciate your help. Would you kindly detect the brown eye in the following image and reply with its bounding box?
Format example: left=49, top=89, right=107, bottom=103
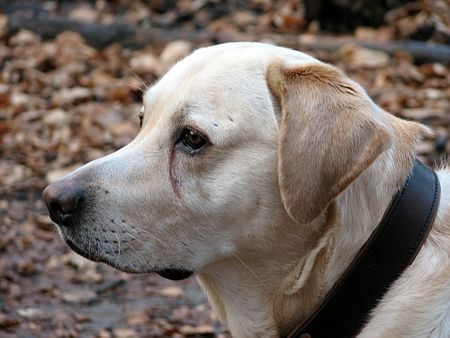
left=182, top=128, right=207, bottom=150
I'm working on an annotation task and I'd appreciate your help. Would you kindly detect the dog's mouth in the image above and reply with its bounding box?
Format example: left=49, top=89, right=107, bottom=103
left=156, top=269, right=193, bottom=280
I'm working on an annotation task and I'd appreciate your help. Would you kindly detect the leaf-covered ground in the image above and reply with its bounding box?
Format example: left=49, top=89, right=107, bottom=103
left=1, top=1, right=449, bottom=337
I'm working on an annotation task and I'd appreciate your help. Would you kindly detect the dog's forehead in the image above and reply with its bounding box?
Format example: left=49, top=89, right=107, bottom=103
left=140, top=43, right=319, bottom=132
left=144, top=43, right=317, bottom=104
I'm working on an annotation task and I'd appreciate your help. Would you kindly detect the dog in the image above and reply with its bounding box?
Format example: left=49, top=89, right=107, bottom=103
left=43, top=42, right=450, bottom=337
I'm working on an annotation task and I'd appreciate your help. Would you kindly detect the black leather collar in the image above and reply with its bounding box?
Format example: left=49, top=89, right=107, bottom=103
left=288, top=160, right=440, bottom=338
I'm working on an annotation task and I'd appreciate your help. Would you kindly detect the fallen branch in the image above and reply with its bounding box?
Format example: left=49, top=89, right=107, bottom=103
left=5, top=12, right=450, bottom=63
left=292, top=35, right=450, bottom=64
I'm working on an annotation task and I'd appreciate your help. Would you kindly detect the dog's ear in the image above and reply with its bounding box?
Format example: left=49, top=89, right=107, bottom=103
left=267, top=60, right=392, bottom=224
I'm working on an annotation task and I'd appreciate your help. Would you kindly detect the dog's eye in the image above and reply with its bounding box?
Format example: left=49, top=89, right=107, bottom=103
left=138, top=107, right=145, bottom=128
left=182, top=128, right=207, bottom=151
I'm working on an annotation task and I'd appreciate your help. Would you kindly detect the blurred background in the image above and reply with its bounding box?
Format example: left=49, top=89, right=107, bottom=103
left=0, top=1, right=449, bottom=337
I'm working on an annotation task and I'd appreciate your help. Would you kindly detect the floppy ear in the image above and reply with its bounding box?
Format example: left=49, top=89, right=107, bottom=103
left=267, top=59, right=392, bottom=224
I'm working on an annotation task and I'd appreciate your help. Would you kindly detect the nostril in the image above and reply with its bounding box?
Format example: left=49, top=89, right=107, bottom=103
left=42, top=182, right=85, bottom=224
left=59, top=191, right=81, bottom=214
left=49, top=200, right=62, bottom=214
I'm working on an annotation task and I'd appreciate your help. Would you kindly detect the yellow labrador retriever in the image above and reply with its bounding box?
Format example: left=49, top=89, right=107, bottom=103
left=43, top=43, right=449, bottom=337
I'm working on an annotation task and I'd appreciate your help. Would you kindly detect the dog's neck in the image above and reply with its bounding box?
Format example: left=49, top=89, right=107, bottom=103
left=197, top=114, right=423, bottom=338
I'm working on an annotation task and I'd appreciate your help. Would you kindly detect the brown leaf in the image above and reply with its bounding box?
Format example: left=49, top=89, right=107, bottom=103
left=401, top=108, right=444, bottom=120
left=46, top=164, right=83, bottom=183
left=0, top=314, right=20, bottom=329
left=112, top=328, right=137, bottom=338
left=59, top=290, right=98, bottom=304
left=160, top=40, right=192, bottom=71
left=52, top=87, right=92, bottom=106
left=180, top=324, right=215, bottom=336
left=17, top=308, right=51, bottom=321
left=338, top=44, right=390, bottom=69
left=126, top=312, right=149, bottom=326
left=130, top=53, right=162, bottom=76
left=160, top=286, right=184, bottom=298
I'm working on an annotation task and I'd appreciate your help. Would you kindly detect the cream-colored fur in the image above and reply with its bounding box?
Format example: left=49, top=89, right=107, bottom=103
left=49, top=43, right=450, bottom=337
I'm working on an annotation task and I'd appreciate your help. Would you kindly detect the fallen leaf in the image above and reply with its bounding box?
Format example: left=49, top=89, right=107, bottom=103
left=59, top=290, right=98, bottom=304
left=338, top=44, right=390, bottom=69
left=46, top=164, right=83, bottom=183
left=0, top=314, right=20, bottom=328
left=180, top=324, right=215, bottom=336
left=112, top=328, right=137, bottom=338
left=401, top=108, right=443, bottom=119
left=17, top=308, right=51, bottom=320
left=160, top=286, right=184, bottom=298
left=160, top=40, right=192, bottom=71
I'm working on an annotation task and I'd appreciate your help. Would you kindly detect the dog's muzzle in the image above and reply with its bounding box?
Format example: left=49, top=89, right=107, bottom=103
left=43, top=178, right=195, bottom=281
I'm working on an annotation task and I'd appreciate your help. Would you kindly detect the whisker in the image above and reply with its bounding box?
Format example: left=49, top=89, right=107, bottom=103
left=114, top=232, right=122, bottom=264
left=123, top=242, right=148, bottom=268
left=121, top=61, right=148, bottom=93
left=265, top=215, right=278, bottom=252
left=123, top=230, right=158, bottom=253
left=100, top=226, right=118, bottom=268
left=105, top=240, right=120, bottom=269
left=95, top=240, right=101, bottom=263
left=87, top=232, right=92, bottom=261
left=232, top=253, right=268, bottom=291
left=127, top=83, right=147, bottom=93
left=128, top=226, right=165, bottom=246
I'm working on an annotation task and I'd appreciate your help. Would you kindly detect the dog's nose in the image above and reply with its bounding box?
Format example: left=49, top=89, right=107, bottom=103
left=42, top=181, right=84, bottom=224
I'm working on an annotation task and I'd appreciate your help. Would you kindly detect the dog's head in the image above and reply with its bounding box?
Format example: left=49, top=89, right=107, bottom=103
left=43, top=42, right=392, bottom=280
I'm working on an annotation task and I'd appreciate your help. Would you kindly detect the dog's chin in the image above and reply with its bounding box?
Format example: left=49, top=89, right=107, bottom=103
left=65, top=238, right=193, bottom=280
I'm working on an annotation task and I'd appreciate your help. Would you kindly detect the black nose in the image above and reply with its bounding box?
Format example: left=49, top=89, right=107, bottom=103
left=42, top=181, right=84, bottom=225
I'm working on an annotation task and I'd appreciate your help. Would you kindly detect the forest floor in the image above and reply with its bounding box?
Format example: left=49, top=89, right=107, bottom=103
left=1, top=1, right=449, bottom=337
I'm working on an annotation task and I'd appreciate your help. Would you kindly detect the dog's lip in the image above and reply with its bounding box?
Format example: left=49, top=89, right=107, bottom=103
left=156, top=269, right=193, bottom=280
left=65, top=238, right=100, bottom=262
